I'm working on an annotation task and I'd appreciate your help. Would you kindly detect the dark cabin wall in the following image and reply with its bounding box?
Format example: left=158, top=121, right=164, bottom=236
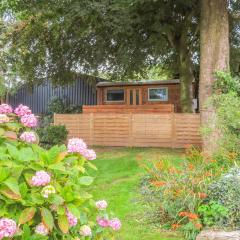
left=8, top=78, right=101, bottom=114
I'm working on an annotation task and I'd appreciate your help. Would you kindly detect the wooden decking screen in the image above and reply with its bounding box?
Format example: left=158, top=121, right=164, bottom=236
left=82, top=104, right=174, bottom=113
left=54, top=113, right=201, bottom=148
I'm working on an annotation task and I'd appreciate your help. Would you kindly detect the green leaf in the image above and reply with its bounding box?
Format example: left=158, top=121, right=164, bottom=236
left=79, top=176, right=94, bottom=186
left=41, top=208, right=54, bottom=231
left=19, top=207, right=36, bottom=224
left=6, top=143, right=19, bottom=160
left=5, top=122, right=21, bottom=131
left=87, top=161, right=98, bottom=171
left=67, top=203, right=80, bottom=218
left=19, top=147, right=36, bottom=162
left=0, top=167, right=10, bottom=182
left=48, top=162, right=66, bottom=172
left=0, top=186, right=21, bottom=200
left=58, top=214, right=69, bottom=234
left=3, top=177, right=21, bottom=197
left=22, top=224, right=31, bottom=239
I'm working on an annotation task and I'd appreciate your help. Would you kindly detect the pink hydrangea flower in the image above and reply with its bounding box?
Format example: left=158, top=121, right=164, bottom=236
left=79, top=225, right=92, bottom=237
left=31, top=171, right=51, bottom=186
left=0, top=218, right=17, bottom=239
left=67, top=138, right=87, bottom=155
left=14, top=104, right=31, bottom=117
left=0, top=104, right=12, bottom=114
left=97, top=217, right=109, bottom=228
left=66, top=210, right=78, bottom=227
left=109, top=218, right=121, bottom=231
left=0, top=114, right=9, bottom=124
left=20, top=131, right=37, bottom=143
left=21, top=114, right=38, bottom=128
left=96, top=200, right=108, bottom=210
left=84, top=149, right=97, bottom=160
left=35, top=223, right=49, bottom=236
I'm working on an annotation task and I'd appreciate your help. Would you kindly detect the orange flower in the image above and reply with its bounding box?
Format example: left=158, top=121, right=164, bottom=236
left=188, top=164, right=195, bottom=170
left=150, top=180, right=166, bottom=187
left=198, top=192, right=207, bottom=199
left=194, top=223, right=202, bottom=229
left=187, top=213, right=199, bottom=220
left=178, top=212, right=188, bottom=217
left=179, top=212, right=199, bottom=220
left=171, top=224, right=181, bottom=230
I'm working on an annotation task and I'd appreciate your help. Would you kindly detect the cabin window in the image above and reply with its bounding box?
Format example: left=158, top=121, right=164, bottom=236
left=148, top=87, right=168, bottom=101
left=106, top=89, right=124, bottom=101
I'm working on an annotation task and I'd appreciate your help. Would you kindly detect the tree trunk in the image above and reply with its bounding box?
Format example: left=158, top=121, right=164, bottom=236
left=178, top=34, right=194, bottom=113
left=199, top=0, right=229, bottom=154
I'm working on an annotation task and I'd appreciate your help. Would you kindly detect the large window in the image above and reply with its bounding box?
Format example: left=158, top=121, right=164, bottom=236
left=106, top=89, right=124, bottom=102
left=148, top=87, right=168, bottom=101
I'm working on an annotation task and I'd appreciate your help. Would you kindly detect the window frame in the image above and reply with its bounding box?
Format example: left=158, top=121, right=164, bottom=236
left=148, top=87, right=169, bottom=102
left=105, top=88, right=125, bottom=102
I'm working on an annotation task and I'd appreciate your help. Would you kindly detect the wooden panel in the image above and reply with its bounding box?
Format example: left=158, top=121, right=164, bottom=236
left=83, top=104, right=174, bottom=113
left=54, top=113, right=201, bottom=148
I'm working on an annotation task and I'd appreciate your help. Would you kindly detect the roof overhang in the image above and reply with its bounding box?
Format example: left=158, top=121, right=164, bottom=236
left=96, top=79, right=180, bottom=87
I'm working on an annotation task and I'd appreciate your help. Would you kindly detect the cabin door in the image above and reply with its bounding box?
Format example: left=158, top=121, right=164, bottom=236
left=127, top=88, right=142, bottom=105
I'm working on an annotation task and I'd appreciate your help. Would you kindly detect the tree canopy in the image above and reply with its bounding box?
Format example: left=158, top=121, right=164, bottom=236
left=0, top=0, right=240, bottom=111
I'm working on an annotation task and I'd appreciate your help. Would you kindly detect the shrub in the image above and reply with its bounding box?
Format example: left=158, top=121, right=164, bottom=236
left=141, top=146, right=225, bottom=240
left=206, top=167, right=240, bottom=228
left=47, top=97, right=82, bottom=115
left=0, top=103, right=121, bottom=239
left=36, top=125, right=68, bottom=149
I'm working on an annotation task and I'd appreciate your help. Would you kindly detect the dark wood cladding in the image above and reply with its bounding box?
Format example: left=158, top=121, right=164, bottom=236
left=97, top=83, right=181, bottom=112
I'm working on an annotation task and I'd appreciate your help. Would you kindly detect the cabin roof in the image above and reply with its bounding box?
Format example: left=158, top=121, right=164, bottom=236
left=96, top=79, right=180, bottom=87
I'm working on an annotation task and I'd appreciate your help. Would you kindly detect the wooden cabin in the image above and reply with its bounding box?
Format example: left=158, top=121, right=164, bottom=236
left=96, top=79, right=182, bottom=112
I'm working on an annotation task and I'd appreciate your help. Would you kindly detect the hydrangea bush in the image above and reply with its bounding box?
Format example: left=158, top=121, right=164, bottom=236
left=0, top=103, right=121, bottom=239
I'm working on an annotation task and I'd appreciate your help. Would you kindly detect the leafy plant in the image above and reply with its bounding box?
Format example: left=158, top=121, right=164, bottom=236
left=141, top=146, right=225, bottom=240
left=0, top=103, right=121, bottom=239
left=207, top=167, right=240, bottom=228
left=36, top=125, right=68, bottom=149
left=198, top=201, right=228, bottom=227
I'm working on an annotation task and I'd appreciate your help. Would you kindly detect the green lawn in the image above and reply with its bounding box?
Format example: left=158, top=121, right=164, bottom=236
left=89, top=147, right=185, bottom=240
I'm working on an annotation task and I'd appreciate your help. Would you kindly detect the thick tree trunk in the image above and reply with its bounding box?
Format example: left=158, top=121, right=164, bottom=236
left=199, top=0, right=229, bottom=153
left=178, top=34, right=194, bottom=113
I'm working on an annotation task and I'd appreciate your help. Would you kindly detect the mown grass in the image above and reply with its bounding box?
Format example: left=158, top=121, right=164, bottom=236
left=88, top=147, right=185, bottom=240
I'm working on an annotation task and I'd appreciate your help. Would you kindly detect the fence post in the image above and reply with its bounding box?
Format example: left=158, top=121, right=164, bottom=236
left=171, top=113, right=177, bottom=148
left=89, top=113, right=94, bottom=146
left=129, top=113, right=133, bottom=147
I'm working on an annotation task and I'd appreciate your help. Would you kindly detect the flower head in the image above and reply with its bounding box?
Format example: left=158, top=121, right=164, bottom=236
left=35, top=223, right=49, bottom=236
left=0, top=218, right=17, bottom=239
left=0, top=104, right=12, bottom=114
left=79, top=225, right=92, bottom=237
left=66, top=210, right=78, bottom=227
left=20, top=131, right=37, bottom=143
left=0, top=114, right=9, bottom=124
left=14, top=104, right=31, bottom=117
left=21, top=114, right=38, bottom=128
left=67, top=138, right=87, bottom=155
left=96, top=200, right=108, bottom=210
left=31, top=171, right=51, bottom=187
left=41, top=185, right=56, bottom=198
left=84, top=149, right=97, bottom=160
left=108, top=218, right=121, bottom=231
left=96, top=217, right=109, bottom=228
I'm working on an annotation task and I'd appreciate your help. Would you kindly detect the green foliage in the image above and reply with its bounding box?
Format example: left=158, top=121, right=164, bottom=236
left=207, top=167, right=240, bottom=228
left=0, top=108, right=119, bottom=239
left=140, top=146, right=224, bottom=240
left=198, top=201, right=228, bottom=227
left=47, top=97, right=82, bottom=115
left=210, top=72, right=240, bottom=154
left=36, top=125, right=68, bottom=149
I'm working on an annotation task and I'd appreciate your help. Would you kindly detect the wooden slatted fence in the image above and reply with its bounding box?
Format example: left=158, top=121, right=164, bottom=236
left=54, top=113, right=201, bottom=148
